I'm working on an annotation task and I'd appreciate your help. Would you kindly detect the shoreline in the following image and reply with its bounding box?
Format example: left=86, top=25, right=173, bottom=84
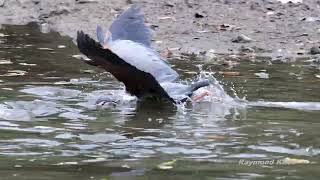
left=0, top=0, right=320, bottom=60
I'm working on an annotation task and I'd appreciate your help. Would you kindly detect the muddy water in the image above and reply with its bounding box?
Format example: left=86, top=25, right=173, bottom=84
left=0, top=24, right=320, bottom=180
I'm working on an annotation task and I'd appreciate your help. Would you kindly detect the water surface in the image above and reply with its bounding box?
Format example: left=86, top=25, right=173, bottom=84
left=0, top=24, right=320, bottom=180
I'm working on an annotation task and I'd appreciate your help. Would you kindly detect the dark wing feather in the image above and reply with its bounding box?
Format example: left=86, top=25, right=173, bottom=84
left=76, top=31, right=175, bottom=103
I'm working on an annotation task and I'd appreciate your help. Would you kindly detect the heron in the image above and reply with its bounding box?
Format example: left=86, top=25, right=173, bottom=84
left=76, top=5, right=210, bottom=104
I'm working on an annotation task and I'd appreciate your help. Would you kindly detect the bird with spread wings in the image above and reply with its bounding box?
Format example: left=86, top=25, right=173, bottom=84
left=77, top=5, right=210, bottom=104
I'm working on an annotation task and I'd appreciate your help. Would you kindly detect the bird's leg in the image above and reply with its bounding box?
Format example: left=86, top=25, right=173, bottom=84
left=192, top=90, right=210, bottom=102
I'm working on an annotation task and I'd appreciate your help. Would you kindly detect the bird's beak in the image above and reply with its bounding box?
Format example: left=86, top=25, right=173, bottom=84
left=192, top=91, right=210, bottom=102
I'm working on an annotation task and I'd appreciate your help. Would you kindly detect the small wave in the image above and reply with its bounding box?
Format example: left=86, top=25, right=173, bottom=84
left=248, top=101, right=320, bottom=111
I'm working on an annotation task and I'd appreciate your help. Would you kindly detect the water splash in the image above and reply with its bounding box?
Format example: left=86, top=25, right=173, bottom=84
left=190, top=68, right=320, bottom=112
left=3, top=74, right=319, bottom=123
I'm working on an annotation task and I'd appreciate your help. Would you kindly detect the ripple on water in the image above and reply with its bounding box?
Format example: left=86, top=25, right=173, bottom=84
left=78, top=90, right=136, bottom=110
left=58, top=112, right=96, bottom=120
left=0, top=103, right=33, bottom=121
left=54, top=78, right=98, bottom=85
left=249, top=101, right=320, bottom=111
left=0, top=124, right=62, bottom=134
left=249, top=145, right=320, bottom=156
left=20, top=86, right=81, bottom=100
left=68, top=144, right=101, bottom=151
left=157, top=147, right=212, bottom=155
left=63, top=122, right=88, bottom=130
left=0, top=138, right=62, bottom=147
left=0, top=138, right=61, bottom=156
left=0, top=121, right=19, bottom=127
left=0, top=99, right=95, bottom=121
left=4, top=100, right=64, bottom=117
left=55, top=133, right=77, bottom=140
left=79, top=133, right=127, bottom=143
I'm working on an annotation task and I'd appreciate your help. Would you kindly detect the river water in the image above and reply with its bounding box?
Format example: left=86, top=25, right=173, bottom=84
left=0, top=24, right=320, bottom=179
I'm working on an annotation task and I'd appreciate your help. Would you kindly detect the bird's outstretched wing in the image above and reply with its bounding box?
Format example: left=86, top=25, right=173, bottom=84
left=96, top=25, right=106, bottom=45
left=109, top=4, right=151, bottom=46
left=76, top=31, right=175, bottom=103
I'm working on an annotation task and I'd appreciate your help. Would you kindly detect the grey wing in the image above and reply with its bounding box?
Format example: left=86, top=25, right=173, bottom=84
left=108, top=40, right=179, bottom=83
left=109, top=4, right=151, bottom=47
left=76, top=31, right=175, bottom=103
left=96, top=25, right=105, bottom=45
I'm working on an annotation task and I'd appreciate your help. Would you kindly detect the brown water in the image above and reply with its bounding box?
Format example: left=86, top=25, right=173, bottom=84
left=0, top=24, right=320, bottom=180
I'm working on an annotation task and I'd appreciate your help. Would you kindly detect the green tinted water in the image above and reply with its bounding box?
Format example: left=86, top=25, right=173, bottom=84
left=0, top=24, right=320, bottom=180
